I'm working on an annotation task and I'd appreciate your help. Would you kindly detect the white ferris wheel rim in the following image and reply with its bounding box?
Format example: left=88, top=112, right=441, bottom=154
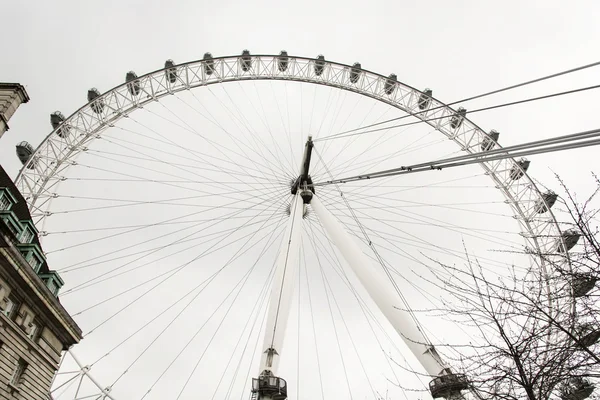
left=15, top=53, right=571, bottom=399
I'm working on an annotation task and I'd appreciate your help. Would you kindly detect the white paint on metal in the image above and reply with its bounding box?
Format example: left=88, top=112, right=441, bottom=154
left=311, top=194, right=446, bottom=376
left=258, top=193, right=304, bottom=375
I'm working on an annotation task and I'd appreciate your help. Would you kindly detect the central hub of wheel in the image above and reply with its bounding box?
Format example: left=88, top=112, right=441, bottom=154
left=290, top=136, right=315, bottom=204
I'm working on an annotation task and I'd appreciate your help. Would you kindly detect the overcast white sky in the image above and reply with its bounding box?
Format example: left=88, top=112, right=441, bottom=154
left=1, top=1, right=600, bottom=399
left=1, top=1, right=598, bottom=189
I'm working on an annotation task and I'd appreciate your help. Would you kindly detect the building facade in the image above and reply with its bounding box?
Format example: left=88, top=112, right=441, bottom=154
left=0, top=166, right=82, bottom=400
left=0, top=83, right=82, bottom=399
left=0, top=83, right=29, bottom=139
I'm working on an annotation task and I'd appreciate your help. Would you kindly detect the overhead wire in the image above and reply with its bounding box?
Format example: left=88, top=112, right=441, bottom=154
left=130, top=106, right=282, bottom=192
left=299, top=237, right=326, bottom=400
left=45, top=57, right=600, bottom=398
left=317, top=127, right=600, bottom=185
left=64, top=194, right=287, bottom=296
left=307, top=215, right=431, bottom=391
left=83, top=195, right=289, bottom=335
left=314, top=205, right=495, bottom=368
left=214, top=265, right=275, bottom=400
left=69, top=218, right=286, bottom=316
left=314, top=148, right=437, bottom=353
left=319, top=84, right=600, bottom=141
left=180, top=89, right=291, bottom=182
left=312, top=226, right=356, bottom=400
left=52, top=185, right=287, bottom=257
left=317, top=59, right=600, bottom=141
left=115, top=203, right=287, bottom=398
left=175, top=212, right=285, bottom=400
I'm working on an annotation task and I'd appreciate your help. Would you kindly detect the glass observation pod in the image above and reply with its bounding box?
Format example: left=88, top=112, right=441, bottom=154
left=164, top=59, right=177, bottom=83
left=278, top=50, right=289, bottom=72
left=450, top=107, right=467, bottom=129
left=16, top=141, right=36, bottom=169
left=203, top=53, right=214, bottom=75
left=240, top=49, right=252, bottom=72
left=561, top=377, right=595, bottom=400
left=87, top=88, right=104, bottom=114
left=557, top=229, right=581, bottom=253
left=509, top=159, right=530, bottom=181
left=577, top=323, right=600, bottom=348
left=126, top=71, right=141, bottom=96
left=251, top=374, right=287, bottom=400
left=350, top=62, right=362, bottom=84
left=481, top=129, right=500, bottom=151
left=534, top=190, right=558, bottom=213
left=571, top=273, right=597, bottom=298
left=429, top=372, right=470, bottom=399
left=50, top=111, right=69, bottom=138
left=314, top=54, right=326, bottom=76
left=384, top=73, right=397, bottom=95
left=418, top=88, right=433, bottom=110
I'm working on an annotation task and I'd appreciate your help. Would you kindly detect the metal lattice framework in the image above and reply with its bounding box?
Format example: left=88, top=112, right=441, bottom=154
left=15, top=54, right=568, bottom=273
left=50, top=349, right=114, bottom=400
left=15, top=53, right=573, bottom=398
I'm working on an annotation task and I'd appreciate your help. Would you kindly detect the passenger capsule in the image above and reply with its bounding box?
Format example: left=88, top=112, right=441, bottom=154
left=429, top=373, right=469, bottom=399
left=165, top=59, right=177, bottom=83
left=87, top=88, right=104, bottom=114
left=577, top=323, right=600, bottom=347
left=50, top=111, right=69, bottom=138
left=16, top=141, right=36, bottom=169
left=571, top=273, right=597, bottom=298
left=203, top=53, right=215, bottom=75
left=240, top=49, right=252, bottom=72
left=126, top=71, right=141, bottom=96
left=534, top=191, right=558, bottom=213
left=481, top=130, right=500, bottom=151
left=252, top=375, right=288, bottom=400
left=450, top=107, right=467, bottom=129
left=560, top=377, right=594, bottom=400
left=384, top=74, right=397, bottom=95
left=418, top=88, right=433, bottom=110
left=314, top=55, right=326, bottom=76
left=557, top=229, right=580, bottom=253
left=278, top=50, right=289, bottom=72
left=349, top=62, right=362, bottom=84
left=509, top=158, right=530, bottom=180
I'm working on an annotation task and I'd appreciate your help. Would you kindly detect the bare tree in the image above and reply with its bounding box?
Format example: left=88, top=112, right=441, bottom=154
left=414, top=176, right=600, bottom=400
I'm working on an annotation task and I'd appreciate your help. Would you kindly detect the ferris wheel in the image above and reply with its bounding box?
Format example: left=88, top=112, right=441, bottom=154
left=14, top=51, right=591, bottom=400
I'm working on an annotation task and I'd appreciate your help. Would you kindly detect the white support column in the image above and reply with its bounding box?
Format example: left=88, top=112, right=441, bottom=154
left=258, top=194, right=304, bottom=376
left=311, top=194, right=446, bottom=377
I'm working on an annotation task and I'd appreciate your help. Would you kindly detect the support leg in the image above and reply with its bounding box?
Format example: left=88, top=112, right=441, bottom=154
left=310, top=194, right=446, bottom=377
left=258, top=193, right=304, bottom=376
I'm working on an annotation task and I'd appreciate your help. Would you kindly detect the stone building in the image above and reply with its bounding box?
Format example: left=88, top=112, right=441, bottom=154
left=0, top=83, right=82, bottom=399
left=0, top=166, right=82, bottom=399
left=0, top=83, right=29, bottom=139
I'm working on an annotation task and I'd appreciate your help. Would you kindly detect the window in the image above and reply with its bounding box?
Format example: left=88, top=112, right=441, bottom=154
left=26, top=254, right=41, bottom=271
left=0, top=283, right=13, bottom=316
left=10, top=359, right=27, bottom=386
left=26, top=321, right=38, bottom=340
left=0, top=194, right=11, bottom=211
left=1, top=216, right=19, bottom=237
left=1, top=298, right=15, bottom=318
left=19, top=227, right=33, bottom=244
left=40, top=272, right=64, bottom=297
left=0, top=283, right=8, bottom=303
left=46, top=279, right=58, bottom=296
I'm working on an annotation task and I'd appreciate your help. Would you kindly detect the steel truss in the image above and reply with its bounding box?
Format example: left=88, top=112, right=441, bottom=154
left=15, top=54, right=569, bottom=273
left=50, top=349, right=115, bottom=400
left=13, top=53, right=573, bottom=398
